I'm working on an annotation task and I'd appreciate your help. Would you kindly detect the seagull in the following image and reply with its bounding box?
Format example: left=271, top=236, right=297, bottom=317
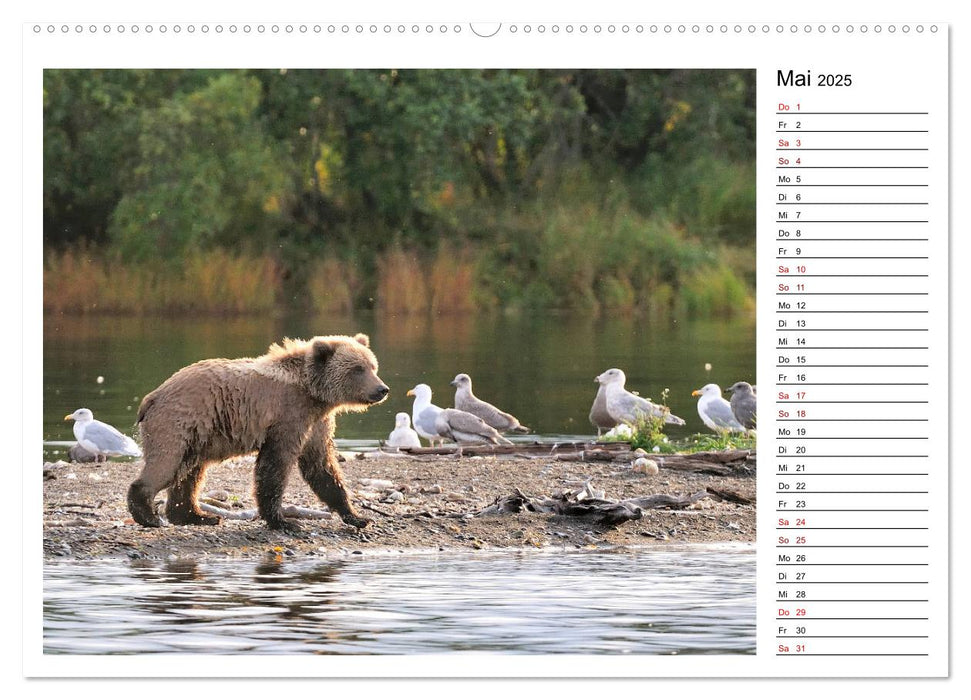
left=596, top=368, right=686, bottom=427
left=407, top=384, right=513, bottom=448
left=727, top=381, right=757, bottom=430
left=386, top=412, right=422, bottom=449
left=691, top=384, right=745, bottom=433
left=450, top=373, right=529, bottom=433
left=589, top=380, right=619, bottom=436
left=64, top=408, right=142, bottom=461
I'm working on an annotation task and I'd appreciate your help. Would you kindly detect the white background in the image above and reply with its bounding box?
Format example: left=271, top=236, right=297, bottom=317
left=6, top=0, right=967, bottom=696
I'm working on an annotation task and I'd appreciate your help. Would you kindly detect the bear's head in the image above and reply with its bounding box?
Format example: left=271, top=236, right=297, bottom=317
left=305, top=333, right=390, bottom=411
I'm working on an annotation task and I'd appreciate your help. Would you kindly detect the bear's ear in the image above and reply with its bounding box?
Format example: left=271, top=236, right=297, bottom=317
left=312, top=339, right=336, bottom=364
left=353, top=333, right=370, bottom=348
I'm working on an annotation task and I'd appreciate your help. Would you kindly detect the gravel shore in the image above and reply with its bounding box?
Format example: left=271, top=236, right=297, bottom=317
left=42, top=447, right=756, bottom=561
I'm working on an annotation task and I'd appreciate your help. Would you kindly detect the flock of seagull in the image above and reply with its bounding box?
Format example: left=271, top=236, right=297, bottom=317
left=61, top=370, right=757, bottom=462
left=388, top=370, right=757, bottom=450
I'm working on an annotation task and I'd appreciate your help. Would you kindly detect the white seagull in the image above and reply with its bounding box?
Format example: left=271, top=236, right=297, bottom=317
left=407, top=384, right=513, bottom=448
left=64, top=408, right=142, bottom=461
left=386, top=412, right=422, bottom=449
left=596, top=368, right=686, bottom=427
left=691, top=384, right=745, bottom=433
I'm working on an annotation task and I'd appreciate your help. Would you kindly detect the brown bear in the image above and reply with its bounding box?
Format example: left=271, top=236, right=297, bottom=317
left=127, top=333, right=389, bottom=531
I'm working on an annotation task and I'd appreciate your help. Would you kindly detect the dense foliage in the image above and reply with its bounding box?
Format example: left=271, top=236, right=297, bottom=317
left=44, top=69, right=755, bottom=315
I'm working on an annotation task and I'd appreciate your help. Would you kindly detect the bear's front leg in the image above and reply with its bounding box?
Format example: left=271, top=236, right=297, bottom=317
left=298, top=419, right=371, bottom=529
left=254, top=426, right=303, bottom=531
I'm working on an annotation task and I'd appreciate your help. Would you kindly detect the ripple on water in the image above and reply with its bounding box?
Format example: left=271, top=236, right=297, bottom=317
left=43, top=548, right=755, bottom=655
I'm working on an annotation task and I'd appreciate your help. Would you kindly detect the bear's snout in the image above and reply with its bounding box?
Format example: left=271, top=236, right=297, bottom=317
left=368, top=384, right=390, bottom=403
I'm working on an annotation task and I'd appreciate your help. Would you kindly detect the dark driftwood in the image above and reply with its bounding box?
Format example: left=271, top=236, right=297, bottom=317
left=625, top=491, right=712, bottom=510
left=656, top=450, right=754, bottom=475
left=704, top=486, right=756, bottom=505
left=475, top=486, right=712, bottom=528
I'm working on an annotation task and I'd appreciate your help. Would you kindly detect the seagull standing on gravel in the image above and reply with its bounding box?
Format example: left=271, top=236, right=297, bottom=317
left=64, top=408, right=142, bottom=461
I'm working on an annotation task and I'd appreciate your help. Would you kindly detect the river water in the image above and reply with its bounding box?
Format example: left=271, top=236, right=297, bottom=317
left=43, top=546, right=755, bottom=655
left=42, top=311, right=755, bottom=458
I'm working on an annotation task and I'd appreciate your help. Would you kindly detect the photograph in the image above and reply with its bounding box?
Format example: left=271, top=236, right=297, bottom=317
left=41, top=68, right=757, bottom=656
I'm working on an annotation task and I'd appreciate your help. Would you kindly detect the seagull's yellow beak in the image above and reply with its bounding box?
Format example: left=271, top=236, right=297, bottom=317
left=406, top=389, right=415, bottom=397
left=691, top=390, right=702, bottom=397
left=64, top=414, right=73, bottom=421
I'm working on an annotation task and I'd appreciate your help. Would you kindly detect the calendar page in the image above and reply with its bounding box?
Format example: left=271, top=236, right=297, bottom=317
left=21, top=2, right=952, bottom=684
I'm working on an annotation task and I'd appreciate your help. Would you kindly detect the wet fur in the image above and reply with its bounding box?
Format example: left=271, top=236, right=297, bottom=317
left=127, top=334, right=385, bottom=530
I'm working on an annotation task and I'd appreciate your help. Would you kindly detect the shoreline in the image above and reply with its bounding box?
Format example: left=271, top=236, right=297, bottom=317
left=43, top=450, right=756, bottom=562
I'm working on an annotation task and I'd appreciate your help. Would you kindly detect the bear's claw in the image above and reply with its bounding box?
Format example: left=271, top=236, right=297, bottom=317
left=341, top=513, right=371, bottom=529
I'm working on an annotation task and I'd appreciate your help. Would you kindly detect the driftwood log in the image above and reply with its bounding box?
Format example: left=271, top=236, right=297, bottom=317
left=198, top=503, right=333, bottom=521
left=474, top=484, right=723, bottom=528
left=654, top=450, right=755, bottom=475
left=390, top=441, right=754, bottom=477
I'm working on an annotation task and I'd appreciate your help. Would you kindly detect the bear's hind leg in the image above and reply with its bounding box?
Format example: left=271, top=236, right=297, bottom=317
left=166, top=459, right=220, bottom=526
left=128, top=467, right=173, bottom=528
left=298, top=422, right=370, bottom=529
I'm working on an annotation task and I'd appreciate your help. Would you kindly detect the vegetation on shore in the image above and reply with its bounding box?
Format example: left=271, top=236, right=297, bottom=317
left=44, top=69, right=755, bottom=316
left=601, top=394, right=757, bottom=455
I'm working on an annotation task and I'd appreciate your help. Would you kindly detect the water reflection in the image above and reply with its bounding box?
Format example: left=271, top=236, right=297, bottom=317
left=43, top=311, right=755, bottom=456
left=44, top=548, right=755, bottom=655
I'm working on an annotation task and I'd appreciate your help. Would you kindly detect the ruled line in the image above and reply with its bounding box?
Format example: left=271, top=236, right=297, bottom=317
left=775, top=184, right=928, bottom=187
left=775, top=311, right=928, bottom=313
left=774, top=220, right=929, bottom=223
left=775, top=293, right=929, bottom=295
left=774, top=239, right=930, bottom=242
left=775, top=274, right=929, bottom=277
left=774, top=111, right=929, bottom=114
left=776, top=636, right=930, bottom=639
left=776, top=166, right=929, bottom=169
left=776, top=148, right=928, bottom=151
left=775, top=202, right=929, bottom=205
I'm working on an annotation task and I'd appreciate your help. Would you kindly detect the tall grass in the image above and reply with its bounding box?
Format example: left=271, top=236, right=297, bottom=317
left=306, top=257, right=359, bottom=314
left=428, top=242, right=477, bottom=314
left=373, top=242, right=479, bottom=315
left=44, top=248, right=281, bottom=315
left=374, top=245, right=428, bottom=314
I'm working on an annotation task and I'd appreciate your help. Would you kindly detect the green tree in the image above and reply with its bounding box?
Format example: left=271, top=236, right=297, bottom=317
left=109, top=73, right=290, bottom=261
